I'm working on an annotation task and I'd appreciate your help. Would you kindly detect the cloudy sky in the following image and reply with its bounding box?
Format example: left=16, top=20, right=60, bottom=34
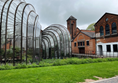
left=25, top=0, right=118, bottom=30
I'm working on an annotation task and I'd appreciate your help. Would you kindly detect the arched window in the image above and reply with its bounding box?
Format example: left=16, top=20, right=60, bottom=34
left=105, top=24, right=110, bottom=35
left=112, top=22, right=117, bottom=34
left=100, top=26, right=104, bottom=36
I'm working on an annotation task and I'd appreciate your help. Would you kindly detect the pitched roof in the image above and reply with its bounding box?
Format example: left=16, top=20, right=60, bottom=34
left=71, top=30, right=95, bottom=42
left=81, top=31, right=95, bottom=38
left=67, top=15, right=77, bottom=21
left=94, top=12, right=118, bottom=26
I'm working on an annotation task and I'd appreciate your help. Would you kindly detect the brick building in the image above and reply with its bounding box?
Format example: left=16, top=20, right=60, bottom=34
left=95, top=13, right=118, bottom=56
left=67, top=16, right=96, bottom=54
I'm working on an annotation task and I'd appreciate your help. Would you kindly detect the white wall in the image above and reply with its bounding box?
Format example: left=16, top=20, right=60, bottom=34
left=96, top=42, right=118, bottom=57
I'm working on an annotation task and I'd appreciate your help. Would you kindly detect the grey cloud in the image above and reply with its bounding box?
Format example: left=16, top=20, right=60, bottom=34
left=25, top=0, right=118, bottom=29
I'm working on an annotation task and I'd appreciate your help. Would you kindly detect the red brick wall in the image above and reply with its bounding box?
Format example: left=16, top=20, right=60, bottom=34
left=67, top=20, right=77, bottom=39
left=96, top=36, right=118, bottom=43
left=95, top=13, right=118, bottom=43
left=72, top=32, right=96, bottom=54
left=2, top=42, right=12, bottom=50
left=95, top=14, right=118, bottom=36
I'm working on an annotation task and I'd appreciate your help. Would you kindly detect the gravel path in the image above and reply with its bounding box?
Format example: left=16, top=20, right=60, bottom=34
left=90, top=76, right=118, bottom=83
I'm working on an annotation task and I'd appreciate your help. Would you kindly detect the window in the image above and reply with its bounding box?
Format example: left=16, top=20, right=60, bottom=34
left=74, top=42, right=76, bottom=47
left=80, top=42, right=82, bottom=46
left=112, top=22, right=117, bottom=34
left=105, top=24, right=110, bottom=35
left=106, top=18, right=108, bottom=21
left=87, top=41, right=89, bottom=46
left=106, top=45, right=111, bottom=52
left=113, top=44, right=118, bottom=52
left=78, top=42, right=80, bottom=46
left=78, top=41, right=85, bottom=46
left=100, top=26, right=104, bottom=36
left=83, top=41, right=85, bottom=46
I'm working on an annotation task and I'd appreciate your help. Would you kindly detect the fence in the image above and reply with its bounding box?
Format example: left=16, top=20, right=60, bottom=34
left=72, top=51, right=118, bottom=58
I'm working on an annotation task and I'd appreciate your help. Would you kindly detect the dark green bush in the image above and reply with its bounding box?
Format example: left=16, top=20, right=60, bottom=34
left=107, top=58, right=115, bottom=61
left=27, top=64, right=32, bottom=68
left=15, top=63, right=21, bottom=69
left=32, top=63, right=39, bottom=67
left=53, top=60, right=61, bottom=66
left=0, top=64, right=5, bottom=70
left=96, top=58, right=103, bottom=62
left=20, top=63, right=27, bottom=68
left=4, top=64, right=13, bottom=70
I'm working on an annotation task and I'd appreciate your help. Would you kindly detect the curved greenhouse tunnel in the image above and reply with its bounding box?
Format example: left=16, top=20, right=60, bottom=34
left=0, top=0, right=42, bottom=65
left=42, top=24, right=71, bottom=59
left=0, top=0, right=71, bottom=65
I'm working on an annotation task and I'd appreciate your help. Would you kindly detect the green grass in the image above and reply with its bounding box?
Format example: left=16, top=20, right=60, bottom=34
left=0, top=61, right=118, bottom=83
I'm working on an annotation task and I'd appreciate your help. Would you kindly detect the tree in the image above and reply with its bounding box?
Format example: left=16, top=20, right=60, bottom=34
left=86, top=23, right=95, bottom=31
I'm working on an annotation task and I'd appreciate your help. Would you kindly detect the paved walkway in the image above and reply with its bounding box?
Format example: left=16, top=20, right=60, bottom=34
left=90, top=76, right=118, bottom=83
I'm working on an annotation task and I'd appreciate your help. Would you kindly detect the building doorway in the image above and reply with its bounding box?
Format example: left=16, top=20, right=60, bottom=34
left=79, top=48, right=85, bottom=54
left=98, top=45, right=103, bottom=55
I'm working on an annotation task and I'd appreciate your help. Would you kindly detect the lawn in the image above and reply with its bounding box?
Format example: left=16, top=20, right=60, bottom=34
left=0, top=61, right=118, bottom=83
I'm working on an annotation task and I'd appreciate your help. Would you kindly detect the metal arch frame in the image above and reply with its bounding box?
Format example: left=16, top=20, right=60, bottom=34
left=33, top=15, right=39, bottom=62
left=42, top=37, right=51, bottom=59
left=44, top=27, right=64, bottom=47
left=42, top=40, right=46, bottom=59
left=43, top=36, right=51, bottom=59
left=13, top=2, right=25, bottom=65
left=43, top=30, right=60, bottom=58
left=44, top=28, right=64, bottom=58
left=42, top=31, right=58, bottom=58
left=50, top=24, right=71, bottom=57
left=42, top=33, right=56, bottom=58
left=39, top=35, right=42, bottom=60
left=44, top=26, right=66, bottom=57
left=26, top=10, right=36, bottom=64
left=42, top=38, right=49, bottom=59
left=51, top=24, right=71, bottom=41
left=5, top=0, right=15, bottom=65
left=45, top=30, right=60, bottom=58
left=48, top=25, right=68, bottom=56
left=21, top=3, right=36, bottom=64
left=42, top=34, right=55, bottom=48
left=42, top=36, right=51, bottom=48
left=0, top=0, right=41, bottom=65
left=52, top=24, right=70, bottom=37
left=41, top=42, right=45, bottom=58
left=35, top=19, right=41, bottom=62
left=57, top=24, right=71, bottom=57
left=0, top=0, right=9, bottom=63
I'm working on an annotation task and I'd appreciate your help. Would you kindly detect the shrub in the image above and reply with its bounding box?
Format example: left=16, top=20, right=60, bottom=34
left=59, top=60, right=67, bottom=65
left=92, top=59, right=99, bottom=63
left=32, top=63, right=39, bottom=68
left=107, top=58, right=115, bottom=61
left=96, top=58, right=103, bottom=62
left=86, top=58, right=94, bottom=63
left=4, top=64, right=14, bottom=70
left=0, top=64, right=5, bottom=70
left=39, top=63, right=52, bottom=67
left=20, top=63, right=27, bottom=68
left=27, top=64, right=32, bottom=68
left=53, top=60, right=61, bottom=66
left=1, top=58, right=118, bottom=70
left=15, top=63, right=21, bottom=69
left=81, top=59, right=89, bottom=64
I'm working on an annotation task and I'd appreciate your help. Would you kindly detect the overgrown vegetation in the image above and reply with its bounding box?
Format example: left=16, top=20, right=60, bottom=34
left=1, top=58, right=118, bottom=70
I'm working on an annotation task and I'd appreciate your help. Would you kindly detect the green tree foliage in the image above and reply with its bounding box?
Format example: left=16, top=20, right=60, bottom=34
left=86, top=23, right=95, bottom=31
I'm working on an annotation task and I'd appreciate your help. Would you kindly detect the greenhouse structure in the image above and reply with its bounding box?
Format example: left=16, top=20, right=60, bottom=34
left=0, top=0, right=71, bottom=65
